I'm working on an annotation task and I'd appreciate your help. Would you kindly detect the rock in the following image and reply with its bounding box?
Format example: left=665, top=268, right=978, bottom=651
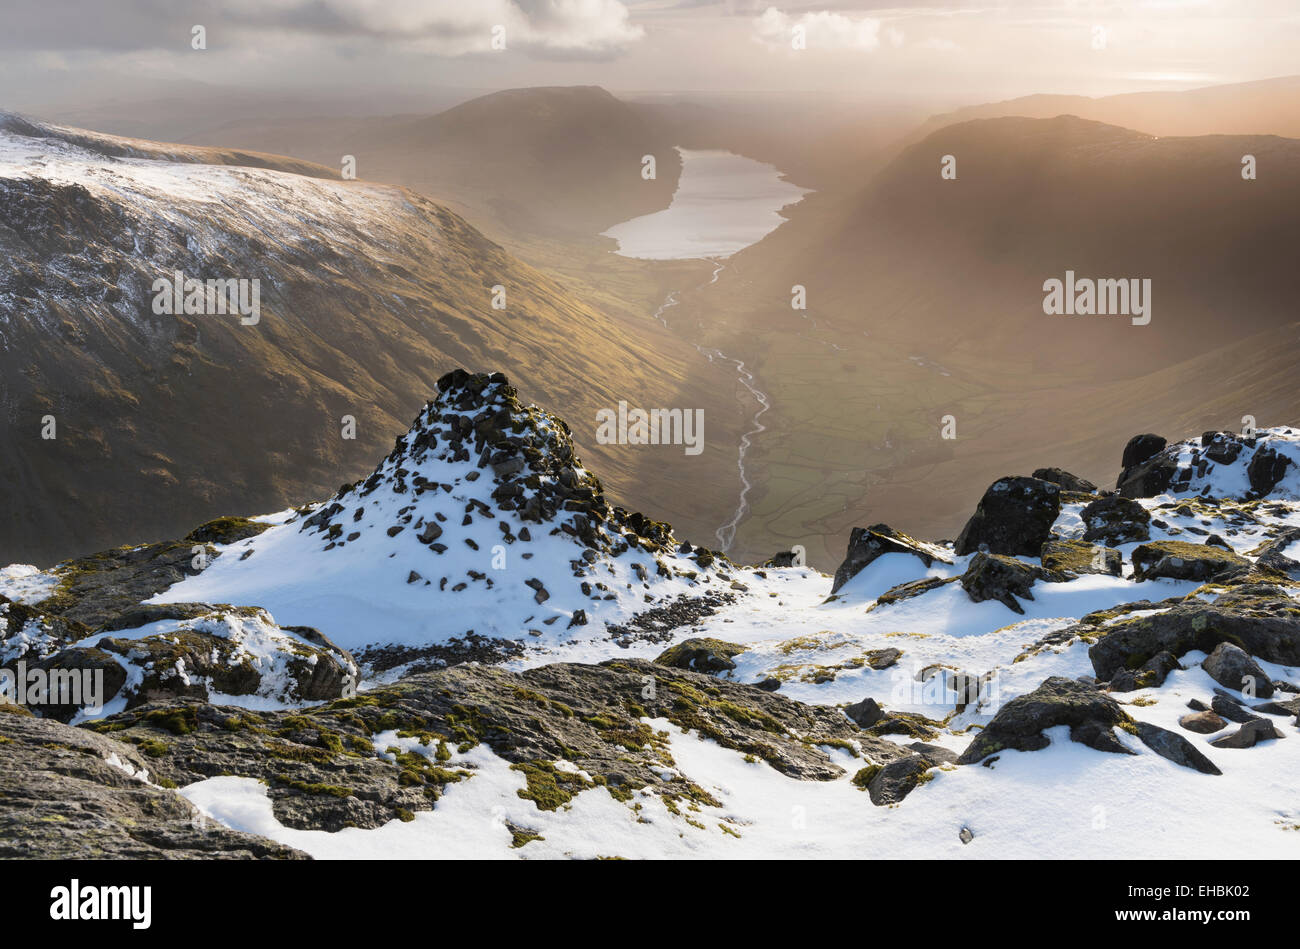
left=1201, top=642, right=1274, bottom=698
left=1080, top=496, right=1151, bottom=545
left=1247, top=446, right=1292, bottom=496
left=844, top=696, right=884, bottom=728
left=1116, top=436, right=1177, bottom=499
left=959, top=826, right=975, bottom=845
left=654, top=637, right=745, bottom=675
left=870, top=576, right=957, bottom=609
left=1209, top=718, right=1285, bottom=749
left=185, top=516, right=272, bottom=546
left=1251, top=695, right=1300, bottom=717
left=953, top=477, right=1061, bottom=557
left=1210, top=693, right=1259, bottom=725
left=830, top=524, right=950, bottom=594
left=756, top=677, right=782, bottom=692
left=1032, top=467, right=1097, bottom=493
left=860, top=754, right=939, bottom=806
left=763, top=551, right=801, bottom=568
left=1134, top=721, right=1222, bottom=775
left=1201, top=431, right=1245, bottom=464
left=0, top=712, right=307, bottom=859
left=1249, top=527, right=1300, bottom=580
left=1178, top=710, right=1228, bottom=734
left=1107, top=651, right=1179, bottom=693
left=1130, top=540, right=1250, bottom=583
left=905, top=742, right=959, bottom=765
left=957, top=676, right=1135, bottom=764
left=1040, top=539, right=1122, bottom=577
left=1122, top=434, right=1168, bottom=470
left=960, top=552, right=1062, bottom=614
left=1088, top=587, right=1300, bottom=680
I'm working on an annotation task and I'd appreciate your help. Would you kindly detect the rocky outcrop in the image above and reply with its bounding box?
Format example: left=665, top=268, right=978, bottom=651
left=1031, top=467, right=1097, bottom=493
left=957, top=676, right=1134, bottom=763
left=953, top=477, right=1061, bottom=557
left=654, top=637, right=746, bottom=674
left=1131, top=540, right=1250, bottom=583
left=1088, top=586, right=1300, bottom=680
left=1080, top=496, right=1151, bottom=545
left=830, top=524, right=950, bottom=594
left=1040, top=539, right=1122, bottom=577
left=0, top=709, right=307, bottom=859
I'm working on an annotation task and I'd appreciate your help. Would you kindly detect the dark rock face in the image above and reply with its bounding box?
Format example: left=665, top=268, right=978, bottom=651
left=954, top=477, right=1061, bottom=558
left=1201, top=642, right=1274, bottom=698
left=1080, top=496, right=1151, bottom=545
left=0, top=711, right=308, bottom=859
left=654, top=637, right=745, bottom=674
left=1088, top=587, right=1300, bottom=680
left=870, top=576, right=957, bottom=609
left=1032, top=467, right=1097, bottom=493
left=1040, top=539, right=1122, bottom=576
left=1116, top=435, right=1174, bottom=498
left=830, top=524, right=949, bottom=594
left=1130, top=540, right=1250, bottom=583
left=957, top=676, right=1133, bottom=764
left=1134, top=721, right=1221, bottom=775
left=960, top=552, right=1065, bottom=614
left=1248, top=447, right=1292, bottom=496
left=763, top=551, right=801, bottom=568
left=1122, top=434, right=1168, bottom=470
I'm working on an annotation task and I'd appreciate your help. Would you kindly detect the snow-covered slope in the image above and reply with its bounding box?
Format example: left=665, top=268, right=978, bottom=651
left=155, top=370, right=736, bottom=659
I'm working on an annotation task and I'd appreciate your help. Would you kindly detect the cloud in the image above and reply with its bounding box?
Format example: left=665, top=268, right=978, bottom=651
left=1, top=0, right=645, bottom=59
left=753, top=7, right=884, bottom=50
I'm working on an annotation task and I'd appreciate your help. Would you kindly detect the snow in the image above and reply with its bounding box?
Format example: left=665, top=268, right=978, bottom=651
left=0, top=564, right=59, bottom=605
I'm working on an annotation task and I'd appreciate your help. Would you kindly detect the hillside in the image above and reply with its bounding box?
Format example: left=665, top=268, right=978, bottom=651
left=0, top=113, right=740, bottom=566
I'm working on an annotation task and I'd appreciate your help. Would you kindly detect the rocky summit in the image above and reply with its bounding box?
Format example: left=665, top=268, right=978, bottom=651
left=4, top=382, right=1300, bottom=859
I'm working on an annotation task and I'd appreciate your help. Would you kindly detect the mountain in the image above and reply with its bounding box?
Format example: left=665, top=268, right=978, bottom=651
left=4, top=372, right=1300, bottom=859
left=0, top=113, right=741, bottom=566
left=908, top=74, right=1300, bottom=143
left=657, top=113, right=1300, bottom=563
left=183, top=86, right=683, bottom=243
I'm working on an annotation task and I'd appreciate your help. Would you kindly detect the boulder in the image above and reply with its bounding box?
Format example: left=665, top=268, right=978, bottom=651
left=1122, top=434, right=1168, bottom=470
left=844, top=696, right=884, bottom=728
left=1201, top=642, right=1274, bottom=698
left=1209, top=718, right=1285, bottom=749
left=1032, top=467, right=1097, bottom=493
left=954, top=477, right=1061, bottom=557
left=870, top=576, right=957, bottom=609
left=957, top=676, right=1134, bottom=764
left=830, top=524, right=950, bottom=594
left=1249, top=527, right=1300, bottom=580
left=960, top=552, right=1064, bottom=614
left=1088, top=587, right=1300, bottom=680
left=1247, top=446, right=1292, bottom=496
left=1179, top=711, right=1228, bottom=734
left=1107, top=650, right=1179, bottom=693
left=1130, top=540, right=1250, bottom=583
left=654, top=637, right=745, bottom=675
left=1080, top=496, right=1151, bottom=545
left=1040, top=538, right=1122, bottom=577
left=1134, top=721, right=1221, bottom=775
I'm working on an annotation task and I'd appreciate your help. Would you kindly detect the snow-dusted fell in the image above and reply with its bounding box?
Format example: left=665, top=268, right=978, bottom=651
left=157, top=370, right=734, bottom=657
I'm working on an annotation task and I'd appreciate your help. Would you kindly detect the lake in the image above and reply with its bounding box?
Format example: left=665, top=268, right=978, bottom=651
left=602, top=148, right=810, bottom=260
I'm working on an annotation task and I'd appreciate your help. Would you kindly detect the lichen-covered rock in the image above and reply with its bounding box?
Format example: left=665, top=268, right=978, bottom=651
left=1040, top=538, right=1121, bottom=577
left=957, top=676, right=1134, bottom=764
left=830, top=524, right=950, bottom=594
left=1080, top=495, right=1151, bottom=545
left=953, top=477, right=1061, bottom=557
left=654, top=637, right=745, bottom=674
left=0, top=712, right=307, bottom=859
left=1131, top=540, right=1250, bottom=583
left=32, top=607, right=358, bottom=721
left=1107, top=650, right=1179, bottom=693
left=1088, top=586, right=1300, bottom=680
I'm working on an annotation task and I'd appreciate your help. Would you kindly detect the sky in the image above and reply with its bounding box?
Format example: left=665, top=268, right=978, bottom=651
left=3, top=0, right=1299, bottom=114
